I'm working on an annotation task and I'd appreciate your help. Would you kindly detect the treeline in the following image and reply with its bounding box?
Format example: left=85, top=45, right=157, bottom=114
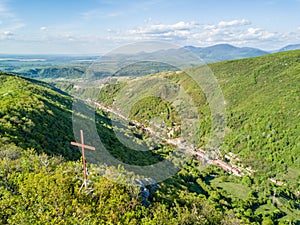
left=19, top=66, right=86, bottom=79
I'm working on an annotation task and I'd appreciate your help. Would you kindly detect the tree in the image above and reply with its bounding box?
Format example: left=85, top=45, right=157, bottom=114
left=262, top=217, right=274, bottom=225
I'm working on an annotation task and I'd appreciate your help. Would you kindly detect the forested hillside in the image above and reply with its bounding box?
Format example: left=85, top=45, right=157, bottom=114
left=208, top=50, right=300, bottom=178
left=57, top=50, right=300, bottom=223
left=0, top=73, right=261, bottom=224
left=0, top=73, right=81, bottom=159
left=97, top=50, right=300, bottom=180
left=0, top=73, right=169, bottom=166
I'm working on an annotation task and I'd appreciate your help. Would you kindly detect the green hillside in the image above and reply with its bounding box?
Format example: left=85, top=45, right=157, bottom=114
left=95, top=50, right=300, bottom=223
left=0, top=73, right=261, bottom=224
left=0, top=73, right=81, bottom=160
left=0, top=73, right=171, bottom=166
left=1, top=50, right=300, bottom=224
left=209, top=50, right=300, bottom=176
left=97, top=50, right=300, bottom=179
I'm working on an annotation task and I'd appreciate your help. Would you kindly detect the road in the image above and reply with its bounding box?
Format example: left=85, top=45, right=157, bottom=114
left=87, top=99, right=252, bottom=177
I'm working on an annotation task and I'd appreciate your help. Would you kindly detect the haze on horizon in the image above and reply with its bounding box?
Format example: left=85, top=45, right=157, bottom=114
left=0, top=0, right=299, bottom=55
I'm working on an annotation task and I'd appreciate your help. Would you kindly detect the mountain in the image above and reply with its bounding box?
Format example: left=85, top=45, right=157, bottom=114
left=183, top=44, right=269, bottom=63
left=277, top=44, right=300, bottom=52
left=4, top=44, right=300, bottom=81
left=0, top=73, right=240, bottom=224
left=20, top=66, right=86, bottom=79
left=81, top=44, right=270, bottom=79
left=0, top=74, right=258, bottom=224
left=208, top=50, right=300, bottom=174
left=0, top=44, right=270, bottom=80
left=103, top=44, right=269, bottom=66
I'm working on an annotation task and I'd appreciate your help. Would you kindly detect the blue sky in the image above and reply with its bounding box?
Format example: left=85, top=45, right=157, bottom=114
left=0, top=0, right=300, bottom=54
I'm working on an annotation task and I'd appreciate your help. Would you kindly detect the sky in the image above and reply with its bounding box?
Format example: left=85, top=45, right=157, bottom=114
left=0, top=0, right=300, bottom=54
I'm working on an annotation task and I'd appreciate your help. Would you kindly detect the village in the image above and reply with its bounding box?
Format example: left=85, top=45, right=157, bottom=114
left=88, top=99, right=286, bottom=186
left=86, top=99, right=286, bottom=186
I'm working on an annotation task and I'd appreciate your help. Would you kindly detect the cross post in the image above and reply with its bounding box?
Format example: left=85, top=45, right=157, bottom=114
left=71, top=130, right=95, bottom=188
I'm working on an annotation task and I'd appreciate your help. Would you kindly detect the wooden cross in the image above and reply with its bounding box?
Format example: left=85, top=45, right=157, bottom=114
left=71, top=130, right=95, bottom=187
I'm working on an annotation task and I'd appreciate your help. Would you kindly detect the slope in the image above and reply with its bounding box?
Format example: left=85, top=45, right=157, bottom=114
left=96, top=50, right=300, bottom=178
left=208, top=50, right=300, bottom=175
left=0, top=73, right=172, bottom=166
left=0, top=73, right=81, bottom=160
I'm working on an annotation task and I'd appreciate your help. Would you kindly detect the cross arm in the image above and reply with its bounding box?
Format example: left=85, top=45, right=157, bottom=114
left=71, top=142, right=95, bottom=151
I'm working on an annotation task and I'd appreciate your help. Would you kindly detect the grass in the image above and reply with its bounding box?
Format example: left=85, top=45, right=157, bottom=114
left=282, top=168, right=300, bottom=183
left=210, top=177, right=251, bottom=200
left=255, top=203, right=277, bottom=215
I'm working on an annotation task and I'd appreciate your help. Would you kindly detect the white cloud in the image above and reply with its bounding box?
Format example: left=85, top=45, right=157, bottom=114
left=202, top=24, right=216, bottom=30
left=238, top=28, right=277, bottom=40
left=128, top=21, right=199, bottom=35
left=218, top=19, right=251, bottom=27
left=1, top=14, right=295, bottom=54
left=109, top=21, right=200, bottom=43
left=3, top=30, right=13, bottom=36
left=0, top=30, right=14, bottom=40
left=114, top=20, right=254, bottom=44
left=81, top=8, right=124, bottom=20
left=106, top=19, right=287, bottom=51
left=40, top=26, right=47, bottom=31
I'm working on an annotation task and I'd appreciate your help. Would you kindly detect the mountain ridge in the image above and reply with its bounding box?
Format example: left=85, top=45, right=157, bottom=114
left=1, top=43, right=300, bottom=80
left=277, top=43, right=300, bottom=52
left=182, top=43, right=269, bottom=63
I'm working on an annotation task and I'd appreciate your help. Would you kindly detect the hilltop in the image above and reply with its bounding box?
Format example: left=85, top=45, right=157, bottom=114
left=277, top=44, right=300, bottom=52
